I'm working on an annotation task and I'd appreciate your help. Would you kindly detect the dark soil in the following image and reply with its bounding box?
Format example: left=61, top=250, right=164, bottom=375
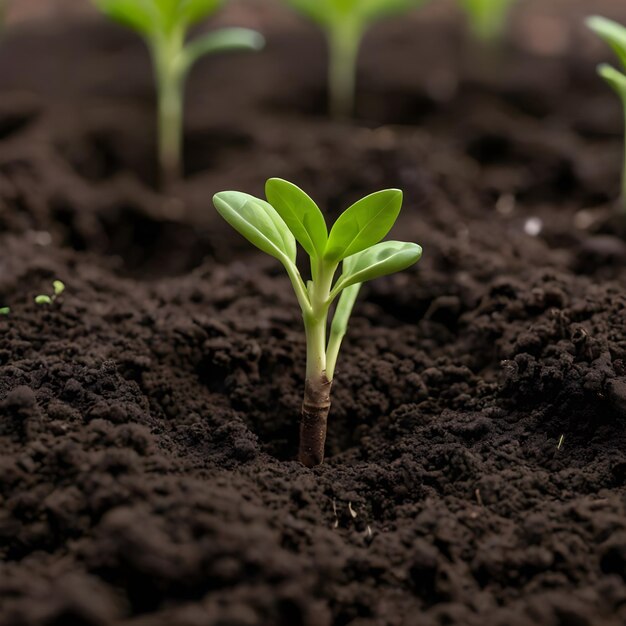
left=1, top=1, right=626, bottom=625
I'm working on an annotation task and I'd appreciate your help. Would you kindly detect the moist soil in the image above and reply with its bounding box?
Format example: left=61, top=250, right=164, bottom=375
left=1, top=2, right=626, bottom=625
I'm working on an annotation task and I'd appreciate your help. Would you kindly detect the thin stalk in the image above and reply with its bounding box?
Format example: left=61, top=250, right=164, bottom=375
left=152, top=29, right=185, bottom=188
left=299, top=260, right=336, bottom=466
left=327, top=21, right=362, bottom=120
left=326, top=284, right=361, bottom=380
left=305, top=314, right=327, bottom=380
left=157, top=73, right=183, bottom=186
left=622, top=104, right=626, bottom=213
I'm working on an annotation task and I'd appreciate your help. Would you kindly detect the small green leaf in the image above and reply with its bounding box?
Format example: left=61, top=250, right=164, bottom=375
left=35, top=295, right=53, bottom=305
left=459, top=0, right=516, bottom=40
left=181, top=28, right=265, bottom=73
left=587, top=16, right=626, bottom=69
left=335, top=241, right=422, bottom=291
left=213, top=191, right=297, bottom=264
left=0, top=307, right=10, bottom=315
left=179, top=0, right=222, bottom=26
left=324, top=189, right=403, bottom=262
left=598, top=63, right=626, bottom=98
left=360, top=0, right=428, bottom=24
left=93, top=0, right=157, bottom=36
left=265, top=178, right=328, bottom=258
left=152, top=0, right=221, bottom=32
left=94, top=0, right=222, bottom=36
left=53, top=281, right=66, bottom=296
left=284, top=0, right=427, bottom=28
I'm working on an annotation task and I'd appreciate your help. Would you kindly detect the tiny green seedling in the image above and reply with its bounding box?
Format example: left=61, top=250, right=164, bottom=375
left=35, top=280, right=65, bottom=305
left=0, top=307, right=10, bottom=315
left=587, top=16, right=626, bottom=212
left=93, top=0, right=264, bottom=186
left=284, top=0, right=428, bottom=119
left=214, top=179, right=422, bottom=466
left=458, top=0, right=517, bottom=41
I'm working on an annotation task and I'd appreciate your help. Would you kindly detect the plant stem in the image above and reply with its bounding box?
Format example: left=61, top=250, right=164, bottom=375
left=299, top=374, right=332, bottom=467
left=152, top=30, right=185, bottom=188
left=326, top=284, right=361, bottom=380
left=299, top=261, right=335, bottom=466
left=158, top=74, right=183, bottom=187
left=327, top=21, right=362, bottom=120
left=622, top=104, right=626, bottom=213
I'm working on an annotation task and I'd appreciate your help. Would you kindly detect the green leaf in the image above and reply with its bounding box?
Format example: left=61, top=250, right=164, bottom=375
left=93, top=0, right=157, bottom=35
left=598, top=63, right=626, bottom=98
left=324, top=189, right=403, bottom=262
left=179, top=0, right=222, bottom=26
left=587, top=16, right=626, bottom=69
left=94, top=0, right=223, bottom=36
left=153, top=0, right=221, bottom=31
left=284, top=0, right=427, bottom=28
left=265, top=178, right=328, bottom=258
left=459, top=0, right=516, bottom=40
left=213, top=191, right=297, bottom=264
left=335, top=241, right=422, bottom=291
left=181, top=28, right=265, bottom=73
left=359, top=0, right=428, bottom=24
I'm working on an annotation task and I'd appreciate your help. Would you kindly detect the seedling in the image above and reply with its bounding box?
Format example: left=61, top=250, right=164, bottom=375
left=284, top=0, right=428, bottom=119
left=587, top=16, right=626, bottom=212
left=93, top=0, right=264, bottom=186
left=35, top=280, right=65, bottom=305
left=0, top=307, right=9, bottom=315
left=458, top=0, right=517, bottom=41
left=214, top=179, right=422, bottom=466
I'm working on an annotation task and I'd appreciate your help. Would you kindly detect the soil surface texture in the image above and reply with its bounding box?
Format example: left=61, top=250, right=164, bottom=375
left=1, top=1, right=626, bottom=625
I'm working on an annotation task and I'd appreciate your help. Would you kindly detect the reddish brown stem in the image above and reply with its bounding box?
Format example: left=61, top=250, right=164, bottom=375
left=298, top=375, right=332, bottom=467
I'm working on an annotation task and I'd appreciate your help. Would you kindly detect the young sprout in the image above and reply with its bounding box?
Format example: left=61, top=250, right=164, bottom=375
left=35, top=280, right=65, bottom=305
left=587, top=16, right=626, bottom=212
left=0, top=307, right=10, bottom=315
left=284, top=0, right=427, bottom=119
left=458, top=0, right=517, bottom=41
left=93, top=0, right=264, bottom=186
left=214, top=179, right=422, bottom=466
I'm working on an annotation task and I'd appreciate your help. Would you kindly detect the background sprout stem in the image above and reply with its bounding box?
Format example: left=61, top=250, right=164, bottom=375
left=622, top=106, right=626, bottom=208
left=93, top=1, right=264, bottom=188
left=284, top=0, right=428, bottom=119
left=327, top=21, right=361, bottom=119
left=153, top=27, right=264, bottom=185
left=153, top=29, right=185, bottom=185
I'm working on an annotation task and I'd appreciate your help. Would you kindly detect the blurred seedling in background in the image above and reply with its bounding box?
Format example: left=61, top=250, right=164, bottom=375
left=283, top=0, right=428, bottom=119
left=458, top=0, right=517, bottom=41
left=35, top=280, right=65, bottom=305
left=214, top=178, right=422, bottom=466
left=93, top=0, right=264, bottom=187
left=587, top=16, right=626, bottom=213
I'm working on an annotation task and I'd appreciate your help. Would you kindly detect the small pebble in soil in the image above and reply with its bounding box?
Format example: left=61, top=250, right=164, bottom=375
left=574, top=209, right=596, bottom=230
left=33, top=231, right=52, bottom=246
left=524, top=217, right=543, bottom=237
left=496, top=193, right=516, bottom=215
